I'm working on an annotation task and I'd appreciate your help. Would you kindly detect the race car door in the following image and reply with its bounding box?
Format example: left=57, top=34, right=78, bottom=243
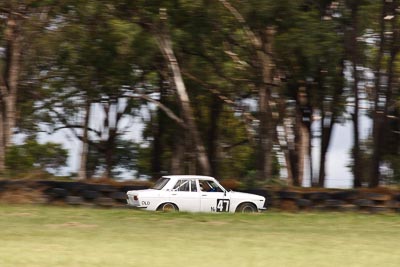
left=169, top=179, right=200, bottom=212
left=199, top=179, right=230, bottom=212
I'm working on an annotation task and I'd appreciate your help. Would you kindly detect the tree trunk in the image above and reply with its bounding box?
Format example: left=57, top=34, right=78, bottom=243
left=306, top=116, right=313, bottom=186
left=218, top=3, right=278, bottom=182
left=258, top=83, right=273, bottom=180
left=171, top=132, right=185, bottom=174
left=257, top=27, right=275, bottom=181
left=296, top=117, right=308, bottom=186
left=296, top=86, right=312, bottom=186
left=352, top=64, right=362, bottom=188
left=370, top=0, right=391, bottom=187
left=370, top=41, right=398, bottom=187
left=0, top=15, right=22, bottom=173
left=350, top=3, right=363, bottom=188
left=288, top=146, right=299, bottom=186
left=284, top=149, right=294, bottom=184
left=207, top=95, right=222, bottom=177
left=104, top=129, right=116, bottom=179
left=77, top=101, right=91, bottom=180
left=151, top=78, right=167, bottom=180
left=0, top=107, right=5, bottom=173
left=157, top=9, right=211, bottom=175
left=318, top=114, right=334, bottom=187
left=4, top=15, right=21, bottom=147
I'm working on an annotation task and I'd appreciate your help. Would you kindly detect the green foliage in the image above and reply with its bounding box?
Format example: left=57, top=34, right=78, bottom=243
left=86, top=138, right=138, bottom=178
left=5, top=139, right=68, bottom=176
left=1, top=0, right=399, bottom=187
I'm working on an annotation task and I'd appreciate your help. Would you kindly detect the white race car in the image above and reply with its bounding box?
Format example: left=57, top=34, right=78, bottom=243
left=126, top=175, right=266, bottom=213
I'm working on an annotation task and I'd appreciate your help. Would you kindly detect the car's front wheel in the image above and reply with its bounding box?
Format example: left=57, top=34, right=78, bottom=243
left=158, top=202, right=179, bottom=212
left=236, top=202, right=257, bottom=213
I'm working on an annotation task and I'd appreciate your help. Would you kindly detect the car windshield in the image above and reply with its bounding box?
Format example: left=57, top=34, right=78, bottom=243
left=152, top=177, right=170, bottom=190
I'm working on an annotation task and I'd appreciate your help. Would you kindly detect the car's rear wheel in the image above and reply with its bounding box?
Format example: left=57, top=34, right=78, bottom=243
left=236, top=202, right=257, bottom=213
left=158, top=202, right=179, bottom=212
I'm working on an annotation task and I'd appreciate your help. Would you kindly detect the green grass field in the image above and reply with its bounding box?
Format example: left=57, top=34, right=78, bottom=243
left=1, top=205, right=400, bottom=267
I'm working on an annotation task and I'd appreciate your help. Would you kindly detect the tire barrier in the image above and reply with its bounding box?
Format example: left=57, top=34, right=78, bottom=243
left=66, top=196, right=85, bottom=205
left=0, top=181, right=7, bottom=193
left=81, top=190, right=100, bottom=201
left=296, top=199, right=312, bottom=210
left=278, top=191, right=301, bottom=200
left=50, top=188, right=69, bottom=199
left=1, top=180, right=400, bottom=212
left=95, top=197, right=114, bottom=207
left=109, top=191, right=128, bottom=203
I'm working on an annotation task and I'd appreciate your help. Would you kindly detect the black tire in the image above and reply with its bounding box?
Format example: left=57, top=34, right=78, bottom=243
left=95, top=197, right=114, bottom=207
left=158, top=202, right=179, bottom=212
left=296, top=198, right=312, bottom=208
left=110, top=191, right=128, bottom=203
left=330, top=190, right=358, bottom=201
left=354, top=199, right=373, bottom=208
left=82, top=190, right=100, bottom=200
left=278, top=191, right=300, bottom=200
left=236, top=202, right=258, bottom=213
left=66, top=196, right=84, bottom=206
left=50, top=188, right=69, bottom=199
left=306, top=192, right=330, bottom=201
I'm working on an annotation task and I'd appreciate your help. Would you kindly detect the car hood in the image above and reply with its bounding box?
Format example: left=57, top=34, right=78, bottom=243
left=228, top=191, right=265, bottom=201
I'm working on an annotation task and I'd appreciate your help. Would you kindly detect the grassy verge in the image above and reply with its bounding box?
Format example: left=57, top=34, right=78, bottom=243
left=1, top=205, right=399, bottom=267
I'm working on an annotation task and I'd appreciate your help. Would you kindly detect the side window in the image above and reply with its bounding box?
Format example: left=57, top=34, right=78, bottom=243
left=173, top=180, right=190, bottom=192
left=208, top=181, right=223, bottom=192
left=199, top=180, right=211, bottom=192
left=190, top=180, right=197, bottom=192
left=199, top=180, right=223, bottom=192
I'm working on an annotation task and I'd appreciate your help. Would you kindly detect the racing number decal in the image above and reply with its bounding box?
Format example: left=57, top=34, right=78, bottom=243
left=216, top=199, right=230, bottom=212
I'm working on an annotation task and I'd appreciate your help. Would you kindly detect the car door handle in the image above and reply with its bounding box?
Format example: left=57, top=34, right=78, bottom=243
left=202, top=194, right=207, bottom=196
left=172, top=193, right=177, bottom=196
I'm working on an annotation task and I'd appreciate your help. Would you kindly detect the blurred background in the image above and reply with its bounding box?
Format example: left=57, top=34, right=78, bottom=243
left=1, top=0, right=400, bottom=189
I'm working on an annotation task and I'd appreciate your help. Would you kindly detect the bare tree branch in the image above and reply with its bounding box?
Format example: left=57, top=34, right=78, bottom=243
left=182, top=70, right=256, bottom=143
left=218, top=0, right=261, bottom=49
left=127, top=91, right=187, bottom=129
left=52, top=125, right=101, bottom=136
left=0, top=7, right=28, bottom=19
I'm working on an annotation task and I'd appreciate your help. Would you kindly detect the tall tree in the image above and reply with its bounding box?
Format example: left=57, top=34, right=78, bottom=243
left=349, top=0, right=362, bottom=187
left=219, top=0, right=278, bottom=181
left=38, top=1, right=152, bottom=178
left=157, top=8, right=212, bottom=175
left=370, top=0, right=400, bottom=187
left=0, top=1, right=60, bottom=173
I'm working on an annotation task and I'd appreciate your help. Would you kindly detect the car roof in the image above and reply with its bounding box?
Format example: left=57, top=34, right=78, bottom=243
left=162, top=175, right=216, bottom=180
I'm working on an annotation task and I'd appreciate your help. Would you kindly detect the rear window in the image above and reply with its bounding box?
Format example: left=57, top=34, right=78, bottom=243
left=152, top=178, right=170, bottom=190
